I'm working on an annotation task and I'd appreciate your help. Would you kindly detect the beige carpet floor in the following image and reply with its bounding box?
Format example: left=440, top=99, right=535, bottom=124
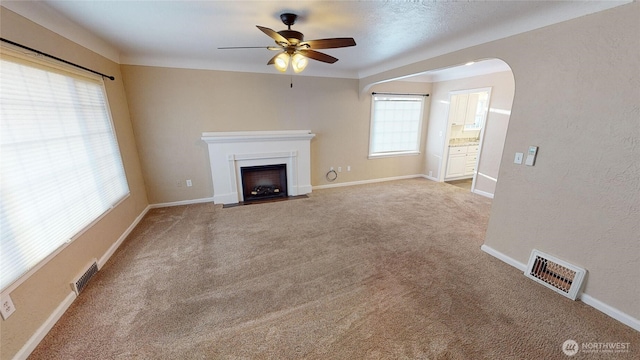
left=30, top=179, right=638, bottom=359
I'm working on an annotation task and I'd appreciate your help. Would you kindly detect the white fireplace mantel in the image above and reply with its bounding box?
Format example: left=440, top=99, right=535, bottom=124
left=202, top=130, right=315, bottom=204
left=201, top=130, right=315, bottom=144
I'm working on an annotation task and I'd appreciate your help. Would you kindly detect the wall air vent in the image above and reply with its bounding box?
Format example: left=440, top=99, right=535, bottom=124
left=71, top=260, right=98, bottom=295
left=525, top=250, right=586, bottom=300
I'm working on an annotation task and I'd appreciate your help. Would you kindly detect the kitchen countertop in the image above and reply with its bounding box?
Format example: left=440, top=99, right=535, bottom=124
left=449, top=141, right=479, bottom=147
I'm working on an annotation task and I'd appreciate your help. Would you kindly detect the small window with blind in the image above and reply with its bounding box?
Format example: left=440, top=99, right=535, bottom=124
left=369, top=93, right=425, bottom=158
left=0, top=47, right=130, bottom=292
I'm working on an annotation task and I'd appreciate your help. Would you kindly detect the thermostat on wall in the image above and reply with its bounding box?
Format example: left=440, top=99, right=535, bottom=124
left=525, top=146, right=538, bottom=166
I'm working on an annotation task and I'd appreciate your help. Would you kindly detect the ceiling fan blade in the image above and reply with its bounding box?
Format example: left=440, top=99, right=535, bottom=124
left=300, top=38, right=356, bottom=49
left=218, top=46, right=282, bottom=50
left=256, top=25, right=289, bottom=45
left=297, top=49, right=338, bottom=64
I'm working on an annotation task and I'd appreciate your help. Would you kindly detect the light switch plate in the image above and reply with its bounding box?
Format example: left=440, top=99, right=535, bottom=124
left=514, top=152, right=523, bottom=164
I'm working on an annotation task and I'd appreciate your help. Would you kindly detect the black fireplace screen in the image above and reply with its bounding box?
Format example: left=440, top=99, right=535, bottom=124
left=240, top=164, right=288, bottom=202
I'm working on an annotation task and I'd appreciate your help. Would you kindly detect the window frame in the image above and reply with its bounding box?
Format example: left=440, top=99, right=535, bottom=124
left=0, top=46, right=130, bottom=294
left=368, top=93, right=426, bottom=159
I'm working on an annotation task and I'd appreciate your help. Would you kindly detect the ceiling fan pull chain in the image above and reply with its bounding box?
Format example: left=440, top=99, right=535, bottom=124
left=290, top=75, right=293, bottom=88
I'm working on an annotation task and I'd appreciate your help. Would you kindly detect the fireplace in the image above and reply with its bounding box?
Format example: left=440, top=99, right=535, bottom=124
left=241, top=164, right=287, bottom=202
left=201, top=130, right=315, bottom=205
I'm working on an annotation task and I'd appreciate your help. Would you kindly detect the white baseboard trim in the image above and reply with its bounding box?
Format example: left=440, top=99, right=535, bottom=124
left=98, top=205, right=150, bottom=269
left=313, top=174, right=424, bottom=190
left=13, top=292, right=76, bottom=360
left=472, top=189, right=495, bottom=199
left=422, top=174, right=439, bottom=182
left=480, top=244, right=527, bottom=271
left=480, top=244, right=640, bottom=332
left=297, top=184, right=313, bottom=195
left=579, top=293, right=640, bottom=332
left=149, top=197, right=215, bottom=209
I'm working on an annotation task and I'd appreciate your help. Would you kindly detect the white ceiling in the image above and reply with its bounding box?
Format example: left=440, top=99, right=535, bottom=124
left=3, top=1, right=629, bottom=80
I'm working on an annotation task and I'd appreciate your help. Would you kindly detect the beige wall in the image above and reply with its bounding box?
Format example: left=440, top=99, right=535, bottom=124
left=2, top=2, right=638, bottom=357
left=0, top=8, right=148, bottom=359
left=363, top=2, right=640, bottom=320
left=120, top=65, right=431, bottom=204
left=426, top=70, right=515, bottom=197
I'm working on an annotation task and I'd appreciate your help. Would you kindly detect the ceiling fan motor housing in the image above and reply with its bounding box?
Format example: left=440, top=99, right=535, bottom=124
left=278, top=30, right=304, bottom=45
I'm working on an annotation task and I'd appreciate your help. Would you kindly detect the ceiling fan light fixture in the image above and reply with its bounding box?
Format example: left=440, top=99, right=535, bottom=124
left=274, top=53, right=290, bottom=72
left=291, top=53, right=308, bottom=73
left=224, top=12, right=356, bottom=74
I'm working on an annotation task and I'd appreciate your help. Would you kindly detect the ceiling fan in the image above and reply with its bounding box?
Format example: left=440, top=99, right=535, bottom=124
left=219, top=13, right=356, bottom=73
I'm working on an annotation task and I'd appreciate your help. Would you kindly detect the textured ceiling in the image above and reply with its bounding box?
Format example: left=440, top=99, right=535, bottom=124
left=2, top=1, right=629, bottom=79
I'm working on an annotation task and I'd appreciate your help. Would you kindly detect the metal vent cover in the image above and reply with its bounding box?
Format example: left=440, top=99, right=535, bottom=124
left=71, top=260, right=98, bottom=295
left=525, top=250, right=586, bottom=300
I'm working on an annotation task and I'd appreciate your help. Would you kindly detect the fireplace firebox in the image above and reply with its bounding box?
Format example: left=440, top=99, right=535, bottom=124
left=241, top=164, right=288, bottom=202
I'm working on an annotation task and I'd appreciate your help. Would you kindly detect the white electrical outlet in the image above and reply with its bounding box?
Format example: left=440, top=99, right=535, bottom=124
left=186, top=179, right=192, bottom=187
left=1, top=294, right=16, bottom=320
left=338, top=166, right=342, bottom=172
left=347, top=166, right=351, bottom=172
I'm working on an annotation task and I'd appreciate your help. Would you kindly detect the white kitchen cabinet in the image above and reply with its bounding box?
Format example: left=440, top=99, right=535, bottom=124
left=464, top=93, right=480, bottom=126
left=446, top=153, right=467, bottom=178
left=446, top=145, right=479, bottom=179
left=449, top=91, right=488, bottom=130
left=449, top=92, right=480, bottom=127
left=448, top=94, right=469, bottom=126
left=464, top=145, right=479, bottom=176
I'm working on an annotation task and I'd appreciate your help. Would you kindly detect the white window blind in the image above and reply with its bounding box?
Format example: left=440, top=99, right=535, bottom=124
left=369, top=94, right=425, bottom=157
left=0, top=49, right=129, bottom=291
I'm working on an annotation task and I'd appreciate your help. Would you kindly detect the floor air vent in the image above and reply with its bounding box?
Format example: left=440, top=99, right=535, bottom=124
left=525, top=250, right=585, bottom=300
left=71, top=260, right=98, bottom=295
